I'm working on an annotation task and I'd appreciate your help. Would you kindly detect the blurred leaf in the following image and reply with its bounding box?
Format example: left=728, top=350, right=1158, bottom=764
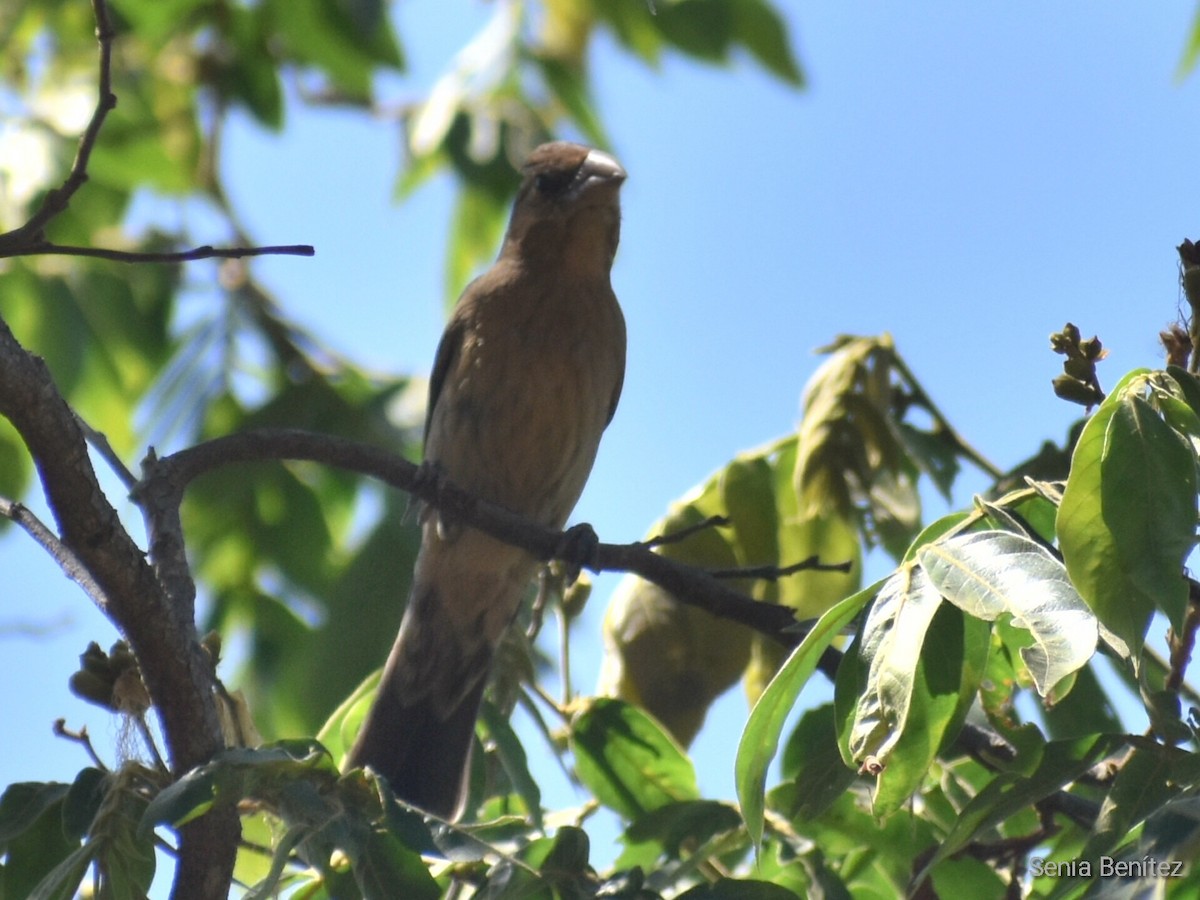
left=896, top=422, right=960, bottom=501
left=208, top=6, right=285, bottom=129
left=108, top=0, right=209, bottom=43
left=1177, top=5, right=1200, bottom=80
left=570, top=697, right=698, bottom=820
left=479, top=700, right=543, bottom=824
left=728, top=0, right=804, bottom=86
left=721, top=455, right=779, bottom=591
left=0, top=782, right=82, bottom=900
left=266, top=0, right=404, bottom=101
left=598, top=497, right=752, bottom=747
left=533, top=54, right=610, bottom=148
left=676, top=879, right=799, bottom=899
left=88, top=67, right=201, bottom=193
left=350, top=827, right=439, bottom=900
left=445, top=176, right=515, bottom=306
left=736, top=585, right=872, bottom=851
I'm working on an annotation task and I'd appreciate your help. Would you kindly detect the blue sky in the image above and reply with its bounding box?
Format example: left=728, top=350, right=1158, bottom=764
left=4, top=0, right=1200, bottom=885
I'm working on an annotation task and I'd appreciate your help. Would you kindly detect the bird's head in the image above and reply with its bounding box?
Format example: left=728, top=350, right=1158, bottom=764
left=502, top=141, right=626, bottom=273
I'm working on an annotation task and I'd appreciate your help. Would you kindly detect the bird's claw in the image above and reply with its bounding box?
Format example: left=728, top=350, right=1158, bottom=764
left=554, top=523, right=600, bottom=584
left=412, top=460, right=473, bottom=537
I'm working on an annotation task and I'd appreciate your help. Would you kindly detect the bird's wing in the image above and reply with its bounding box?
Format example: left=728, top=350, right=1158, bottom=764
left=425, top=316, right=466, bottom=448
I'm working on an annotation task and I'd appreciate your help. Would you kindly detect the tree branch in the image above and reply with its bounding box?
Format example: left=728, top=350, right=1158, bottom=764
left=0, top=0, right=312, bottom=267
left=0, top=318, right=238, bottom=898
left=0, top=1, right=244, bottom=893
left=0, top=497, right=110, bottom=614
left=139, top=428, right=814, bottom=646
left=3, top=241, right=316, bottom=263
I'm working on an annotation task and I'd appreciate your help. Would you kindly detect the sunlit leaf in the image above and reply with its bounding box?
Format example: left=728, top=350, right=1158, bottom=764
left=918, top=530, right=1097, bottom=696
left=848, top=565, right=942, bottom=764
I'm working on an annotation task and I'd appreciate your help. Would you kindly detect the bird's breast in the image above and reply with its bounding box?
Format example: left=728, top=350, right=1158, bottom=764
left=425, top=277, right=625, bottom=529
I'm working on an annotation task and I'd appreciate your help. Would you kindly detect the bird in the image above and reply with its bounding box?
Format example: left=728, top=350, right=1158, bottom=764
left=346, top=141, right=627, bottom=819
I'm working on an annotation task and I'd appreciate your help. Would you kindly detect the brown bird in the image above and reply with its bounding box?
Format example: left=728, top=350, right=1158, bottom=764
left=346, top=141, right=627, bottom=818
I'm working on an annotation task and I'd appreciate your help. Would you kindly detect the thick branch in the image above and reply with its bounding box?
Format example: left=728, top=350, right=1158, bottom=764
left=143, top=428, right=811, bottom=645
left=0, top=1, right=241, bottom=893
left=0, top=319, right=237, bottom=897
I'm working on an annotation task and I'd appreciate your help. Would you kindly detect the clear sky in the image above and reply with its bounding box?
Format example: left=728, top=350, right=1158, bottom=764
left=4, top=0, right=1200, bottom=886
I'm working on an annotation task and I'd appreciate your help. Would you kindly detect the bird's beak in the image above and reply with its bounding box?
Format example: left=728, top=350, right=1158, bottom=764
left=575, top=149, right=626, bottom=197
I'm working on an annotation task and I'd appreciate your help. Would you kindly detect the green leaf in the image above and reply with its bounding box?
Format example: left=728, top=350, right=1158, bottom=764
left=0, top=783, right=81, bottom=900
left=727, top=0, right=804, bottom=86
left=1058, top=385, right=1195, bottom=653
left=1103, top=393, right=1195, bottom=631
left=913, top=733, right=1121, bottom=885
left=617, top=800, right=741, bottom=869
left=775, top=704, right=857, bottom=822
left=736, top=585, right=872, bottom=851
left=592, top=0, right=667, bottom=66
left=868, top=604, right=988, bottom=816
left=445, top=177, right=513, bottom=305
left=570, top=697, right=698, bottom=820
left=0, top=782, right=70, bottom=845
left=1040, top=662, right=1124, bottom=739
left=918, top=530, right=1097, bottom=696
left=479, top=701, right=543, bottom=825
left=351, top=827, right=439, bottom=900
left=1176, top=5, right=1200, bottom=80
left=266, top=0, right=403, bottom=100
left=721, top=455, right=779, bottom=580
left=677, top=879, right=800, bottom=899
left=141, top=742, right=338, bottom=837
left=532, top=55, right=611, bottom=148
left=847, top=565, right=943, bottom=764
left=1081, top=742, right=1200, bottom=862
left=26, top=843, right=96, bottom=900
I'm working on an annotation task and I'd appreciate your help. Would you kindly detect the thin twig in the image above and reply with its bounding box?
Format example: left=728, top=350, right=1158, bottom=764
left=1, top=241, right=316, bottom=263
left=1166, top=580, right=1200, bottom=694
left=0, top=0, right=117, bottom=254
left=76, top=415, right=138, bottom=490
left=0, top=497, right=110, bottom=614
left=709, top=554, right=854, bottom=581
left=54, top=719, right=109, bottom=771
left=640, top=514, right=731, bottom=550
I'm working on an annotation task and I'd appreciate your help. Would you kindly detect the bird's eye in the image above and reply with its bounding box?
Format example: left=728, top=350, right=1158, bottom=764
left=535, top=170, right=573, bottom=196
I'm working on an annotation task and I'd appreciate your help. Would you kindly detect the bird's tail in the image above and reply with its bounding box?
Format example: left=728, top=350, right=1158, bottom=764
left=345, top=583, right=492, bottom=820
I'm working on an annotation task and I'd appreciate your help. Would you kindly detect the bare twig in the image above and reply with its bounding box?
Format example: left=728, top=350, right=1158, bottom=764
left=0, top=497, right=110, bottom=613
left=0, top=0, right=312, bottom=268
left=709, top=554, right=854, bottom=581
left=0, top=0, right=117, bottom=255
left=641, top=514, right=731, bottom=550
left=54, top=719, right=109, bottom=771
left=1166, top=579, right=1200, bottom=695
left=75, top=415, right=138, bottom=490
left=2, top=242, right=315, bottom=263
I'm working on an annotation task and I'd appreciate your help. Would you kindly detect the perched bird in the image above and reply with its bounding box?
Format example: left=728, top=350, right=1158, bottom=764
left=346, top=141, right=627, bottom=819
